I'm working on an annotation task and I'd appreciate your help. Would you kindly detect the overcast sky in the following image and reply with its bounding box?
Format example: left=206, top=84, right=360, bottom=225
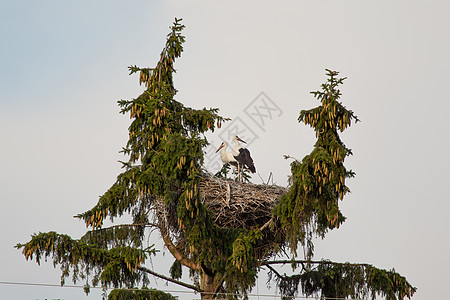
left=1, top=1, right=449, bottom=299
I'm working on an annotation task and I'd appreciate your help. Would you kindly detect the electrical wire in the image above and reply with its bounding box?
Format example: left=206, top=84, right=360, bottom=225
left=0, top=281, right=368, bottom=300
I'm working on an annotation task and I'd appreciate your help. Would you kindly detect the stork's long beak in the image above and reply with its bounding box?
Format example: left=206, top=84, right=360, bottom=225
left=215, top=144, right=224, bottom=153
left=236, top=136, right=247, bottom=144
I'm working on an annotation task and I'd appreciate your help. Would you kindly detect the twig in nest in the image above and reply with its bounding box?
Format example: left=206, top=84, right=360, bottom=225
left=226, top=183, right=230, bottom=205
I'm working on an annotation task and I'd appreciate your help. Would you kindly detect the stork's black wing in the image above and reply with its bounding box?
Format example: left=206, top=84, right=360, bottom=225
left=234, top=148, right=256, bottom=173
left=228, top=161, right=238, bottom=168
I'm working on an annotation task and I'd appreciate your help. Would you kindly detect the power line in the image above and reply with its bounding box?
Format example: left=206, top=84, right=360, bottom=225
left=0, top=281, right=368, bottom=300
left=0, top=281, right=100, bottom=289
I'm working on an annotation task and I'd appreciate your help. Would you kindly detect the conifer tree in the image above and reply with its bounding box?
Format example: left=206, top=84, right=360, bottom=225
left=269, top=70, right=416, bottom=299
left=16, top=19, right=416, bottom=300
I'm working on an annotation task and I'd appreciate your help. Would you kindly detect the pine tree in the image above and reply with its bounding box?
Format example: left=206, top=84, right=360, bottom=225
left=275, top=69, right=359, bottom=258
left=270, top=70, right=416, bottom=300
left=16, top=19, right=416, bottom=300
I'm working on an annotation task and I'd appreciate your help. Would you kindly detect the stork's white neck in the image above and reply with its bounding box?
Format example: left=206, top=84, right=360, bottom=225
left=231, top=137, right=243, bottom=154
left=219, top=142, right=229, bottom=162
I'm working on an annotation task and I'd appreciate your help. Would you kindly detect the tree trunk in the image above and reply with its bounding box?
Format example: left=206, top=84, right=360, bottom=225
left=200, top=271, right=216, bottom=299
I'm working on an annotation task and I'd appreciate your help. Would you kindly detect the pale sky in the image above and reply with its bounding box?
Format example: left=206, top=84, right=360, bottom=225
left=1, top=1, right=449, bottom=299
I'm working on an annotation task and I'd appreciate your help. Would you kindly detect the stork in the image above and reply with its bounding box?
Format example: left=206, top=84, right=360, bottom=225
left=215, top=141, right=239, bottom=179
left=231, top=135, right=256, bottom=174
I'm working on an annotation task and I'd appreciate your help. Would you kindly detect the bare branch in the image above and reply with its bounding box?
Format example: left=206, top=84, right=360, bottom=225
left=138, top=266, right=200, bottom=292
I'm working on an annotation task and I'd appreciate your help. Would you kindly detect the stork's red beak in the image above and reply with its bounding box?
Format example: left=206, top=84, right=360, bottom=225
left=215, top=144, right=225, bottom=153
left=236, top=136, right=247, bottom=144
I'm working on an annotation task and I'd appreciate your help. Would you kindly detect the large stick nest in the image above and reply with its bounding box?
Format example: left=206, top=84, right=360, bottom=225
left=198, top=172, right=288, bottom=258
left=198, top=173, right=287, bottom=230
left=154, top=172, right=288, bottom=258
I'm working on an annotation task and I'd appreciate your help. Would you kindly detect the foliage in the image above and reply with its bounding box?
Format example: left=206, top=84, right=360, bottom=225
left=269, top=260, right=416, bottom=300
left=108, top=287, right=177, bottom=300
left=169, top=260, right=182, bottom=280
left=214, top=163, right=251, bottom=182
left=15, top=231, right=154, bottom=292
left=214, top=163, right=231, bottom=179
left=274, top=70, right=360, bottom=256
left=224, top=229, right=262, bottom=295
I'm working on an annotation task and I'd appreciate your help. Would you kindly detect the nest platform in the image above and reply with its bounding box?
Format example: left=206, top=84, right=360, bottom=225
left=199, top=173, right=287, bottom=230
left=154, top=173, right=289, bottom=260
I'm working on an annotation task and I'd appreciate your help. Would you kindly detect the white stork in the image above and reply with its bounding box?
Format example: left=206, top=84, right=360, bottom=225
left=231, top=135, right=256, bottom=173
left=215, top=141, right=239, bottom=178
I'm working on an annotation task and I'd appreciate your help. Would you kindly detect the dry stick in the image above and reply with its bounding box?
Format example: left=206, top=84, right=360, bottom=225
left=258, top=173, right=266, bottom=184
left=259, top=217, right=274, bottom=232
left=266, top=172, right=272, bottom=185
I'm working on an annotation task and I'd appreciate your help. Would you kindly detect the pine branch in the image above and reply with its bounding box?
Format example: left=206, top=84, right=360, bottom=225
left=264, top=264, right=283, bottom=278
left=263, top=259, right=370, bottom=268
left=262, top=259, right=325, bottom=266
left=138, top=266, right=200, bottom=292
left=94, top=223, right=159, bottom=231
left=283, top=154, right=301, bottom=163
left=262, top=259, right=417, bottom=300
